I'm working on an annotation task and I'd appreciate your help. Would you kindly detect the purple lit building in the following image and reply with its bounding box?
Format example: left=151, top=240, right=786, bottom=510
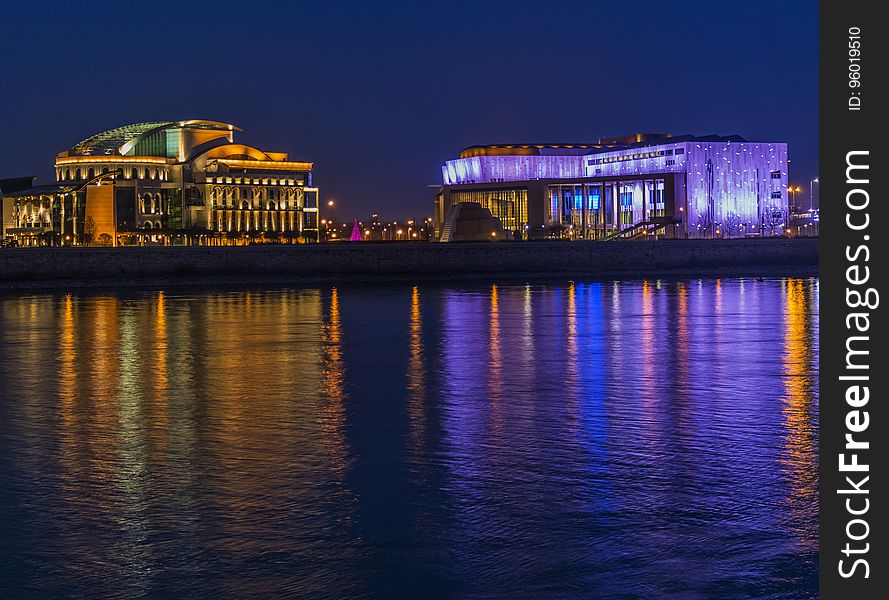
left=434, top=133, right=789, bottom=240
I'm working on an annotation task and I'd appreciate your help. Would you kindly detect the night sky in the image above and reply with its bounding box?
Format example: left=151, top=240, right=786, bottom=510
left=1, top=1, right=817, bottom=220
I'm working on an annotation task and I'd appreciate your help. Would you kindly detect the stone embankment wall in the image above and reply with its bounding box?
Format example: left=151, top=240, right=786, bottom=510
left=0, top=239, right=818, bottom=286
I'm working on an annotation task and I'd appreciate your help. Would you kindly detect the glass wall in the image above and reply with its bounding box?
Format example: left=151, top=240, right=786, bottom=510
left=164, top=189, right=183, bottom=229
left=546, top=184, right=609, bottom=239
left=619, top=184, right=634, bottom=226
left=645, top=179, right=666, bottom=219
left=449, top=188, right=528, bottom=235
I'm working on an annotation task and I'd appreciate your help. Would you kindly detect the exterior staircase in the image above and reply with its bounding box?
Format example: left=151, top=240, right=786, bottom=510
left=604, top=217, right=680, bottom=241
left=438, top=203, right=461, bottom=242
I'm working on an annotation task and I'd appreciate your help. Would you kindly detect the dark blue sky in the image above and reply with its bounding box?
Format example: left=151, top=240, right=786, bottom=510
left=1, top=0, right=817, bottom=220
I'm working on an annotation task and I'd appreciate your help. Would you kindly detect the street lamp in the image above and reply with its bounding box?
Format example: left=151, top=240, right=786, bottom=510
left=809, top=178, right=819, bottom=212
left=788, top=185, right=801, bottom=214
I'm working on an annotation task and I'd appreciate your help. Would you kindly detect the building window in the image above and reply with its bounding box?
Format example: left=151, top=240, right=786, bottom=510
left=651, top=180, right=666, bottom=218
left=771, top=191, right=782, bottom=199
left=619, top=185, right=634, bottom=226
left=770, top=170, right=782, bottom=179
left=675, top=148, right=685, bottom=155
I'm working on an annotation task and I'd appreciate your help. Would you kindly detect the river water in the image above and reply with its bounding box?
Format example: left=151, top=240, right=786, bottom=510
left=0, top=278, right=818, bottom=599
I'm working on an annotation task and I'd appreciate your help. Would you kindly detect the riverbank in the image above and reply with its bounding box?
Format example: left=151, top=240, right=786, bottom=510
left=0, top=239, right=818, bottom=289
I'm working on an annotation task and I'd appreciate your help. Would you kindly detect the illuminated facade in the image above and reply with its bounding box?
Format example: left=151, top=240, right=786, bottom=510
left=2, top=120, right=319, bottom=245
left=434, top=133, right=789, bottom=240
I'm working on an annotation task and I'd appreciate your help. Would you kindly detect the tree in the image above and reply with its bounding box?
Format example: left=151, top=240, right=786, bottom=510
left=83, top=216, right=97, bottom=246
left=97, top=232, right=112, bottom=247
left=766, top=208, right=785, bottom=237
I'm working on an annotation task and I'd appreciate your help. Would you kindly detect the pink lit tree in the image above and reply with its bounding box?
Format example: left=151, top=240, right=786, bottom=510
left=350, top=220, right=362, bottom=241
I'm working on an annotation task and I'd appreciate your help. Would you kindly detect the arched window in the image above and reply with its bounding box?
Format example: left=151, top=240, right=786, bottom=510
left=65, top=169, right=71, bottom=180
left=87, top=168, right=95, bottom=179
left=268, top=201, right=276, bottom=210
left=144, top=221, right=153, bottom=229
left=131, top=168, right=138, bottom=179
left=242, top=200, right=250, bottom=210
left=144, top=168, right=151, bottom=179
left=75, top=168, right=82, bottom=180
left=102, top=167, right=109, bottom=174
left=154, top=168, right=159, bottom=179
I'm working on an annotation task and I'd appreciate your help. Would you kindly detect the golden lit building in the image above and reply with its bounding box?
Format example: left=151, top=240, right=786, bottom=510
left=2, top=120, right=319, bottom=245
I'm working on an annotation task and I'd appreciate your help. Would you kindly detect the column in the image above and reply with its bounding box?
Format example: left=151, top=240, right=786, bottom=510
left=642, top=179, right=648, bottom=223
